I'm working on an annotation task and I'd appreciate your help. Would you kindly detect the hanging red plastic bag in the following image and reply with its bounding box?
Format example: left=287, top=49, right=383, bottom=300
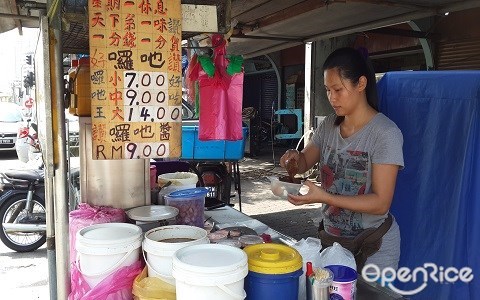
left=69, top=260, right=142, bottom=300
left=198, top=34, right=244, bottom=141
left=69, top=203, right=126, bottom=266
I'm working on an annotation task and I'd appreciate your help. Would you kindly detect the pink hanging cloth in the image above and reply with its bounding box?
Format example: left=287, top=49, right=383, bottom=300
left=198, top=34, right=244, bottom=141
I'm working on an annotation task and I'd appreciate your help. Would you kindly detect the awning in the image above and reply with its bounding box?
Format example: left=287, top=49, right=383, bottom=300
left=1, top=0, right=480, bottom=57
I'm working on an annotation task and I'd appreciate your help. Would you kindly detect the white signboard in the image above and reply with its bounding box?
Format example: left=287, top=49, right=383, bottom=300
left=182, top=4, right=218, bottom=32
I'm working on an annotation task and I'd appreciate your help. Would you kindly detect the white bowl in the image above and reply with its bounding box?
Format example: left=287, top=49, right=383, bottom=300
left=268, top=176, right=303, bottom=198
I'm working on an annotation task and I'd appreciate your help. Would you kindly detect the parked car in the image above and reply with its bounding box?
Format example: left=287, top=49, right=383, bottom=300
left=0, top=102, right=25, bottom=156
left=65, top=113, right=79, bottom=157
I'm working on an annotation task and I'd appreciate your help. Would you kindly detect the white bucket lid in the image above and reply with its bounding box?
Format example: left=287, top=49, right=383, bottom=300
left=172, top=244, right=248, bottom=286
left=76, top=223, right=143, bottom=255
left=126, top=205, right=179, bottom=222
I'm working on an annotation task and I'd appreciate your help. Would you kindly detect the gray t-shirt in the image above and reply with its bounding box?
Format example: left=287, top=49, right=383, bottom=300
left=312, top=113, right=404, bottom=237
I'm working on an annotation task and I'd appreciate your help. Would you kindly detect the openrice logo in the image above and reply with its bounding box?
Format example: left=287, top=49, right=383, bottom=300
left=362, top=263, right=474, bottom=296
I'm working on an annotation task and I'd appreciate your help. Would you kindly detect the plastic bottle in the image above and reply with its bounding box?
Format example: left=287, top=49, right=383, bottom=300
left=75, top=57, right=91, bottom=117
left=67, top=59, right=78, bottom=115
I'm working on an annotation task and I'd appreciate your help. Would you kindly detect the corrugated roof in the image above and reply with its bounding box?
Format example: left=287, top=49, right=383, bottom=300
left=1, top=0, right=480, bottom=57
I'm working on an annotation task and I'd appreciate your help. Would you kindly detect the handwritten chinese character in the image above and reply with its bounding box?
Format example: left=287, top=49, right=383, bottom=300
left=168, top=74, right=181, bottom=88
left=109, top=88, right=122, bottom=106
left=92, top=34, right=105, bottom=40
left=109, top=14, right=119, bottom=28
left=154, top=0, right=166, bottom=15
left=125, top=14, right=136, bottom=31
left=92, top=12, right=106, bottom=28
left=109, top=32, right=121, bottom=46
left=159, top=123, right=171, bottom=140
left=91, top=70, right=105, bottom=85
left=105, top=0, right=120, bottom=10
left=140, top=52, right=165, bottom=69
left=109, top=70, right=121, bottom=87
left=112, top=106, right=124, bottom=121
left=138, top=0, right=152, bottom=14
left=110, top=124, right=130, bottom=142
left=153, top=19, right=167, bottom=33
left=170, top=36, right=179, bottom=52
left=93, top=106, right=106, bottom=119
left=134, top=125, right=155, bottom=138
left=92, top=89, right=107, bottom=101
left=91, top=49, right=106, bottom=68
left=108, top=50, right=134, bottom=70
left=155, top=34, right=167, bottom=49
left=92, top=123, right=107, bottom=142
left=168, top=90, right=181, bottom=105
left=168, top=52, right=181, bottom=72
left=123, top=31, right=137, bottom=48
left=168, top=18, right=181, bottom=34
left=91, top=0, right=102, bottom=9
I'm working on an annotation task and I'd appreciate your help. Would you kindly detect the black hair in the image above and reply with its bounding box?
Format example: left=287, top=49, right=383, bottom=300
left=322, top=47, right=378, bottom=126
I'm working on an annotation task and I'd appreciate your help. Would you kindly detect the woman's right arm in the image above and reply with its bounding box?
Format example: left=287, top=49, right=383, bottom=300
left=280, top=142, right=321, bottom=174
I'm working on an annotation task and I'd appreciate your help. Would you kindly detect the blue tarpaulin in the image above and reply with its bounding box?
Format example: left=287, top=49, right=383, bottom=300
left=377, top=71, right=480, bottom=300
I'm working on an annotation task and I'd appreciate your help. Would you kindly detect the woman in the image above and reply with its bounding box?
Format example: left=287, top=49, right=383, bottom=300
left=280, top=47, right=404, bottom=271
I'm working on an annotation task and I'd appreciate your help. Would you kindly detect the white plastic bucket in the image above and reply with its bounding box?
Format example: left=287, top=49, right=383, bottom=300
left=76, top=222, right=142, bottom=288
left=157, top=172, right=198, bottom=204
left=172, top=244, right=248, bottom=300
left=143, top=225, right=209, bottom=285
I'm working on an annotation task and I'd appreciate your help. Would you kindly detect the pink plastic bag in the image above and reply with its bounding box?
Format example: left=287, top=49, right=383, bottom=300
left=69, top=203, right=126, bottom=266
left=69, top=260, right=142, bottom=300
left=198, top=35, right=244, bottom=141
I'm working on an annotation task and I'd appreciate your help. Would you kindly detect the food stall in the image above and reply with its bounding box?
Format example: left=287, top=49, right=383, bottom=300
left=2, top=0, right=479, bottom=299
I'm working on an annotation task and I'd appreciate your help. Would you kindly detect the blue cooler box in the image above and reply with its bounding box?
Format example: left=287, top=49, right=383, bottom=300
left=181, top=126, right=248, bottom=160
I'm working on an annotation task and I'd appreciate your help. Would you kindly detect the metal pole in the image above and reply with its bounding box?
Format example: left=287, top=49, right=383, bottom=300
left=47, top=0, right=70, bottom=298
left=45, top=177, right=57, bottom=299
left=303, top=42, right=312, bottom=144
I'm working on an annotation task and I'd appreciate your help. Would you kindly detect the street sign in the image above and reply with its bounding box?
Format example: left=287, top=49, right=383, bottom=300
left=25, top=98, right=33, bottom=108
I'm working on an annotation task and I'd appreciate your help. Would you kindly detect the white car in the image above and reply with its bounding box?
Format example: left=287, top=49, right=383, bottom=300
left=0, top=102, right=26, bottom=157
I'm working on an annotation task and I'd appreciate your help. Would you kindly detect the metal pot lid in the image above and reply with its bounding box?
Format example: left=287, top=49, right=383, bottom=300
left=126, top=205, right=179, bottom=222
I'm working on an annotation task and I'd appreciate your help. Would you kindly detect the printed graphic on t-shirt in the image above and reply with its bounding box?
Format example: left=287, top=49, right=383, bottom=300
left=321, top=146, right=369, bottom=236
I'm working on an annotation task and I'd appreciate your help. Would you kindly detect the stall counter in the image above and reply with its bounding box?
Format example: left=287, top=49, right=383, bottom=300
left=204, top=206, right=406, bottom=300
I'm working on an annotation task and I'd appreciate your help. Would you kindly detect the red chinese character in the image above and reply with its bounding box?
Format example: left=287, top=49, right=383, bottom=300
left=91, top=12, right=105, bottom=27
left=170, top=36, right=179, bottom=52
left=112, top=106, right=124, bottom=121
left=153, top=18, right=167, bottom=33
left=154, top=0, right=166, bottom=15
left=109, top=32, right=121, bottom=46
left=168, top=52, right=181, bottom=72
left=155, top=35, right=167, bottom=49
left=91, top=0, right=102, bottom=8
left=125, top=14, right=136, bottom=31
left=109, top=14, right=119, bottom=28
left=92, top=123, right=107, bottom=142
left=123, top=32, right=137, bottom=48
left=91, top=49, right=106, bottom=68
left=138, top=0, right=152, bottom=15
left=105, top=0, right=120, bottom=10
left=109, top=70, right=121, bottom=87
left=109, top=88, right=122, bottom=106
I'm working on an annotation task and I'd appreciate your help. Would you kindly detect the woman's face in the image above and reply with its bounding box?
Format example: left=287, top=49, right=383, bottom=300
left=324, top=68, right=364, bottom=116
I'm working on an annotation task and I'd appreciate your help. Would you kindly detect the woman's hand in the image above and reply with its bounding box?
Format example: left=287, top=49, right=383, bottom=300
left=279, top=149, right=300, bottom=169
left=287, top=180, right=332, bottom=206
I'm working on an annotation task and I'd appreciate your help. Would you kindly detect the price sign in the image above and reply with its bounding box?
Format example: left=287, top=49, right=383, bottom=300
left=88, top=0, right=182, bottom=160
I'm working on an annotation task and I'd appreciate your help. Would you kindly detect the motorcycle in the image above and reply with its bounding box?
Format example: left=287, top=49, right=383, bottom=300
left=0, top=125, right=80, bottom=252
left=0, top=168, right=46, bottom=252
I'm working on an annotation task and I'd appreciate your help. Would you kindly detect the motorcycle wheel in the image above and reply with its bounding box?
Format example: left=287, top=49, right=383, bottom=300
left=0, top=194, right=46, bottom=252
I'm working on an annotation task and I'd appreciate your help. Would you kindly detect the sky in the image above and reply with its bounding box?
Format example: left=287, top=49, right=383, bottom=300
left=0, top=28, right=39, bottom=96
